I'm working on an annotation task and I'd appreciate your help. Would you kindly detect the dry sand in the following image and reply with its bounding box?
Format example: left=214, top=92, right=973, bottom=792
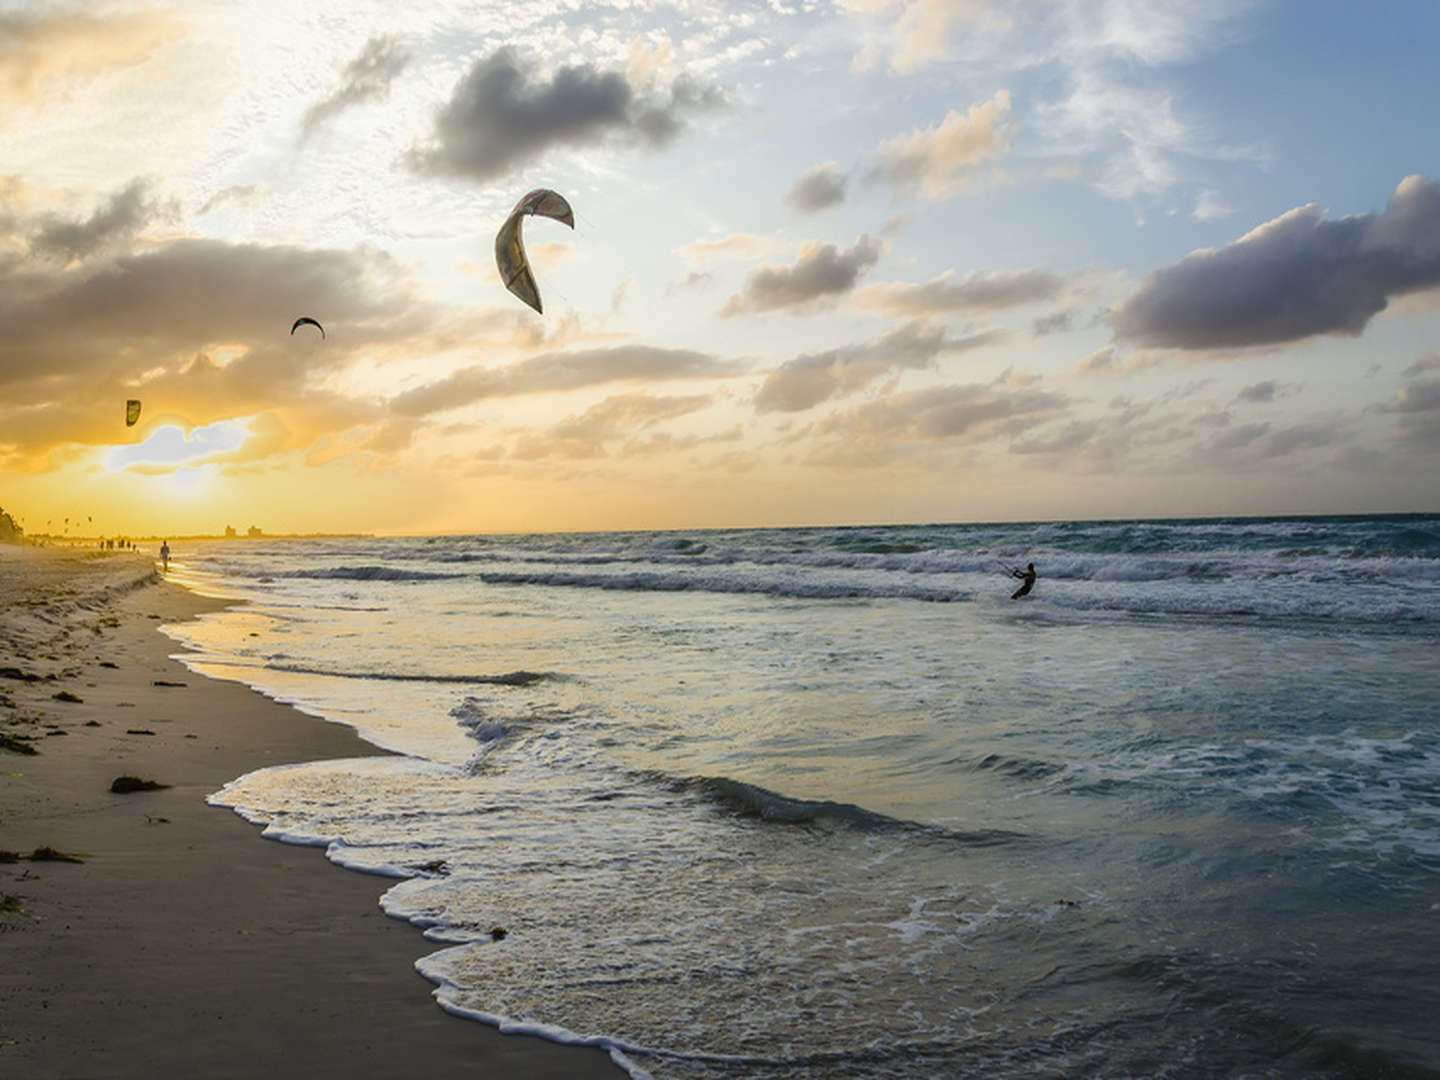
left=1, top=545, right=623, bottom=1078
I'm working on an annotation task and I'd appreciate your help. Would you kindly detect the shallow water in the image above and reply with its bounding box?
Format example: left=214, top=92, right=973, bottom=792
left=164, top=516, right=1440, bottom=1077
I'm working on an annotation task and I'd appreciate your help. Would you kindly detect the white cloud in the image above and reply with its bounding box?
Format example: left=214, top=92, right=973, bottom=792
left=870, top=91, right=1012, bottom=198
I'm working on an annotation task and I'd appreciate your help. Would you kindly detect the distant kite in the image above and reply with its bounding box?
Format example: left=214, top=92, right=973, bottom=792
left=291, top=316, right=325, bottom=338
left=126, top=399, right=142, bottom=426
left=495, top=188, right=574, bottom=314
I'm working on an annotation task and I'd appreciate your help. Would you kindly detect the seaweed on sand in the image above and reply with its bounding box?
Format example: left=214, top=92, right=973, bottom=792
left=110, top=775, right=170, bottom=793
left=0, top=732, right=38, bottom=755
left=28, top=847, right=86, bottom=863
left=0, top=848, right=87, bottom=863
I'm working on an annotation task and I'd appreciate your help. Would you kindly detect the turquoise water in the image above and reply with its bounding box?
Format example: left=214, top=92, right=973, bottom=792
left=164, top=515, right=1440, bottom=1077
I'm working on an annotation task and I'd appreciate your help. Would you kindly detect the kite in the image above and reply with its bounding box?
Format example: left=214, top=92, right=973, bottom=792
left=125, top=399, right=142, bottom=426
left=494, top=188, right=574, bottom=314
left=291, top=316, right=325, bottom=338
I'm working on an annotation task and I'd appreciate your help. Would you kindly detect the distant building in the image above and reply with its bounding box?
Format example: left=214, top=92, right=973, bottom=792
left=224, top=525, right=237, bottom=538
left=247, top=525, right=263, bottom=538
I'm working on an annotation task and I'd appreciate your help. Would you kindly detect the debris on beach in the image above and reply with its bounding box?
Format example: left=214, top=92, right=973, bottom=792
left=489, top=926, right=508, bottom=941
left=0, top=667, right=46, bottom=682
left=52, top=690, right=83, bottom=703
left=0, top=733, right=38, bottom=755
left=28, top=847, right=86, bottom=863
left=125, top=728, right=156, bottom=736
left=109, top=775, right=169, bottom=794
left=1, top=847, right=87, bottom=863
left=416, top=858, right=449, bottom=875
left=152, top=680, right=186, bottom=687
left=98, top=661, right=119, bottom=669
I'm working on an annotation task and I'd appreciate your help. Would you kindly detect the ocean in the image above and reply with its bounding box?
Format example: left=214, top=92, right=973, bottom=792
left=161, top=515, right=1440, bottom=1078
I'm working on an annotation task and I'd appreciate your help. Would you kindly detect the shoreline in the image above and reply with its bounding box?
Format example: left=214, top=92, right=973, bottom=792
left=0, top=545, right=622, bottom=1078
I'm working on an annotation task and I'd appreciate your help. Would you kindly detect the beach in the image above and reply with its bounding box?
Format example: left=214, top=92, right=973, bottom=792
left=0, top=544, right=621, bottom=1078
left=7, top=520, right=1438, bottom=1079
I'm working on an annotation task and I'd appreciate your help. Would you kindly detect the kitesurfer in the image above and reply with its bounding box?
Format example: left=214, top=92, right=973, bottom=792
left=1009, top=562, right=1036, bottom=600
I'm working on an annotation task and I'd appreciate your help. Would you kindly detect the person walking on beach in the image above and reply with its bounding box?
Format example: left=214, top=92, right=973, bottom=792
left=160, top=540, right=170, bottom=574
left=1009, top=562, right=1036, bottom=600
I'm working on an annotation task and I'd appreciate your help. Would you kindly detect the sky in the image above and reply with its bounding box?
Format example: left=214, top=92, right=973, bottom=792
left=2, top=0, right=1438, bottom=537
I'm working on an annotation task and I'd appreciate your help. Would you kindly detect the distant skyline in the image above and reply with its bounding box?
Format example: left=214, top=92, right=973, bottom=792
left=2, top=0, right=1438, bottom=536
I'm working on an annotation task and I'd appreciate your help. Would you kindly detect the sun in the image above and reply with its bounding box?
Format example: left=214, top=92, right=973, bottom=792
left=157, top=464, right=219, bottom=498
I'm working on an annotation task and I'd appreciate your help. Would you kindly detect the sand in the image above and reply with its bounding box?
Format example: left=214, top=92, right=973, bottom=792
left=0, top=545, right=623, bottom=1078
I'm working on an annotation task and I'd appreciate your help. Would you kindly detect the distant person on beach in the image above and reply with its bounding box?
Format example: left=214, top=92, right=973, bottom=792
left=1009, top=562, right=1036, bottom=600
left=160, top=540, right=170, bottom=574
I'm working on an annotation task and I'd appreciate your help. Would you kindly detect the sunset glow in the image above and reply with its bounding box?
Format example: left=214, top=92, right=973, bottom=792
left=2, top=1, right=1437, bottom=537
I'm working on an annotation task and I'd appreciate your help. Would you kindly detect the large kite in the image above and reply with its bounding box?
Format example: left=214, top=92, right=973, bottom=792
left=291, top=316, right=325, bottom=338
left=125, top=399, right=141, bottom=426
left=494, top=188, right=574, bottom=314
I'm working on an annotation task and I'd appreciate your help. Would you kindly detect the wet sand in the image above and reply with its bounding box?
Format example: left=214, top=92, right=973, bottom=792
left=0, top=544, right=623, bottom=1078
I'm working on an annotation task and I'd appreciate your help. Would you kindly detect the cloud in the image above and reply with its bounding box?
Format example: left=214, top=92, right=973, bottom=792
left=1378, top=377, right=1440, bottom=450
left=1036, top=4, right=1259, bottom=202
left=1233, top=380, right=1292, bottom=404
left=859, top=267, right=1065, bottom=317
left=844, top=3, right=1255, bottom=204
left=678, top=233, right=771, bottom=264
left=1259, top=421, right=1342, bottom=459
left=0, top=238, right=413, bottom=384
left=1378, top=378, right=1440, bottom=416
left=0, top=235, right=426, bottom=458
left=1193, top=189, right=1234, bottom=222
left=388, top=345, right=745, bottom=418
left=0, top=9, right=176, bottom=107
left=817, top=381, right=1066, bottom=443
left=406, top=47, right=723, bottom=182
left=1072, top=345, right=1164, bottom=378
left=300, top=36, right=411, bottom=144
left=869, top=91, right=1012, bottom=198
left=27, top=178, right=174, bottom=263
left=1207, top=421, right=1270, bottom=452
left=196, top=184, right=261, bottom=217
left=785, top=162, right=848, bottom=213
left=1402, top=352, right=1440, bottom=378
left=1076, top=345, right=1117, bottom=376
left=513, top=392, right=712, bottom=459
left=1111, top=175, right=1440, bottom=350
left=755, top=321, right=1003, bottom=412
left=1032, top=309, right=1075, bottom=336
left=611, top=275, right=635, bottom=313
left=1010, top=418, right=1105, bottom=456
left=842, top=0, right=999, bottom=74
left=720, top=235, right=881, bottom=316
